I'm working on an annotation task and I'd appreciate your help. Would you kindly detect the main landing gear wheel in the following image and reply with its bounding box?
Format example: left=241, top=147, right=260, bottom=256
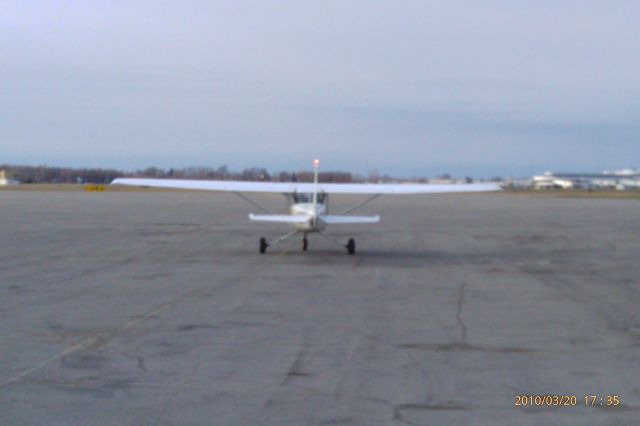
left=259, top=237, right=268, bottom=254
left=346, top=238, right=356, bottom=255
left=302, top=237, right=308, bottom=251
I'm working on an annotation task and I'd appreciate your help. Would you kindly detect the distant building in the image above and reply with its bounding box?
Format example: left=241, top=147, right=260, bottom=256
left=532, top=169, right=640, bottom=190
left=501, top=178, right=533, bottom=189
left=0, top=170, right=19, bottom=185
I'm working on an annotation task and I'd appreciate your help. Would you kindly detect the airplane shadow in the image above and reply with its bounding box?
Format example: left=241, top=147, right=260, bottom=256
left=261, top=248, right=504, bottom=269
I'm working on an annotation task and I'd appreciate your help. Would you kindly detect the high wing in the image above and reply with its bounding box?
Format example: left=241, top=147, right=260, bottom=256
left=111, top=178, right=500, bottom=194
left=247, top=214, right=379, bottom=224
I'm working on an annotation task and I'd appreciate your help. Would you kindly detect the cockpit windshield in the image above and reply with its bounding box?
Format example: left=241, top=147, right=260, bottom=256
left=291, top=192, right=326, bottom=204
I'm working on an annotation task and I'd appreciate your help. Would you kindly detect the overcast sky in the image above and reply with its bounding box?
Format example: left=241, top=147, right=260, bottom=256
left=2, top=1, right=639, bottom=177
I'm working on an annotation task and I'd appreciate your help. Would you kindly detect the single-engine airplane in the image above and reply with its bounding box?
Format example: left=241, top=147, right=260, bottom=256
left=112, top=159, right=500, bottom=254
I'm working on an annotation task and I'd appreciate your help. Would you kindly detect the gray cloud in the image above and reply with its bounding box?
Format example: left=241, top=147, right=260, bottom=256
left=1, top=1, right=639, bottom=177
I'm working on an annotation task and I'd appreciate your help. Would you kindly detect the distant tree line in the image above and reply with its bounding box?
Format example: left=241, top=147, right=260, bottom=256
left=0, top=164, right=125, bottom=184
left=0, top=164, right=376, bottom=184
left=1, top=164, right=483, bottom=184
left=128, top=167, right=366, bottom=183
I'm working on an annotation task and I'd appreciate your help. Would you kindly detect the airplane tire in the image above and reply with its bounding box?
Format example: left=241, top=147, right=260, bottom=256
left=259, top=237, right=268, bottom=254
left=302, top=238, right=308, bottom=251
left=346, top=238, right=356, bottom=255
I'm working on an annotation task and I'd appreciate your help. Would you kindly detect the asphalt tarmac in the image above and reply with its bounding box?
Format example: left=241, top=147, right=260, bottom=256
left=1, top=190, right=639, bottom=425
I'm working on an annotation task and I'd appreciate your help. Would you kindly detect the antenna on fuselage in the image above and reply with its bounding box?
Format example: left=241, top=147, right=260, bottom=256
left=312, top=158, right=320, bottom=224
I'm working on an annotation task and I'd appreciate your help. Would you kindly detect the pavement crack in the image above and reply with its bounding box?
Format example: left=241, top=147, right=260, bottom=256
left=1, top=257, right=274, bottom=389
left=280, top=325, right=311, bottom=386
left=392, top=405, right=421, bottom=426
left=456, top=279, right=467, bottom=344
left=122, top=353, right=148, bottom=373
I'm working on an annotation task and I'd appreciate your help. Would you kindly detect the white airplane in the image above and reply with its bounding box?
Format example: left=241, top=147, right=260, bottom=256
left=112, top=159, right=500, bottom=254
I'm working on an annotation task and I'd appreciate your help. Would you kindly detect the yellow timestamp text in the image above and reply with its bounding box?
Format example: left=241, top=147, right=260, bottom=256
left=514, top=395, right=621, bottom=407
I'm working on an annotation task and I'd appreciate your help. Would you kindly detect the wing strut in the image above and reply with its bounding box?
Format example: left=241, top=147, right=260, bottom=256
left=232, top=192, right=274, bottom=214
left=339, top=194, right=382, bottom=215
left=316, top=231, right=349, bottom=248
left=269, top=229, right=299, bottom=246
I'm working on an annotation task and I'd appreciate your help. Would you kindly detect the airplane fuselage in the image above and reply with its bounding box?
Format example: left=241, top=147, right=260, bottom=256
left=289, top=202, right=327, bottom=232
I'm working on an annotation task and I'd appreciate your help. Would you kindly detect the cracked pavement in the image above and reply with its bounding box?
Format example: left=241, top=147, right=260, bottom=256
left=1, top=191, right=640, bottom=425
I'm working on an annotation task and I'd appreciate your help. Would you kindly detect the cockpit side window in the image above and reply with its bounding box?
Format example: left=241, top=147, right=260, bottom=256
left=292, top=193, right=307, bottom=203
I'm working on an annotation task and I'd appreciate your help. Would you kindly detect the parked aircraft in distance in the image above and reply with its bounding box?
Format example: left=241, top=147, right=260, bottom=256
left=112, top=159, right=500, bottom=254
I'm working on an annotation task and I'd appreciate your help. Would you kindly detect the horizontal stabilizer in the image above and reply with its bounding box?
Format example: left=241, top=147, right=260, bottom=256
left=248, top=214, right=311, bottom=224
left=319, top=215, right=380, bottom=224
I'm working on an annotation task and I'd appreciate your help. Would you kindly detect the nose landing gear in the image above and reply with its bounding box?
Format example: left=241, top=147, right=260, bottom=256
left=259, top=237, right=268, bottom=254
left=346, top=238, right=356, bottom=255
